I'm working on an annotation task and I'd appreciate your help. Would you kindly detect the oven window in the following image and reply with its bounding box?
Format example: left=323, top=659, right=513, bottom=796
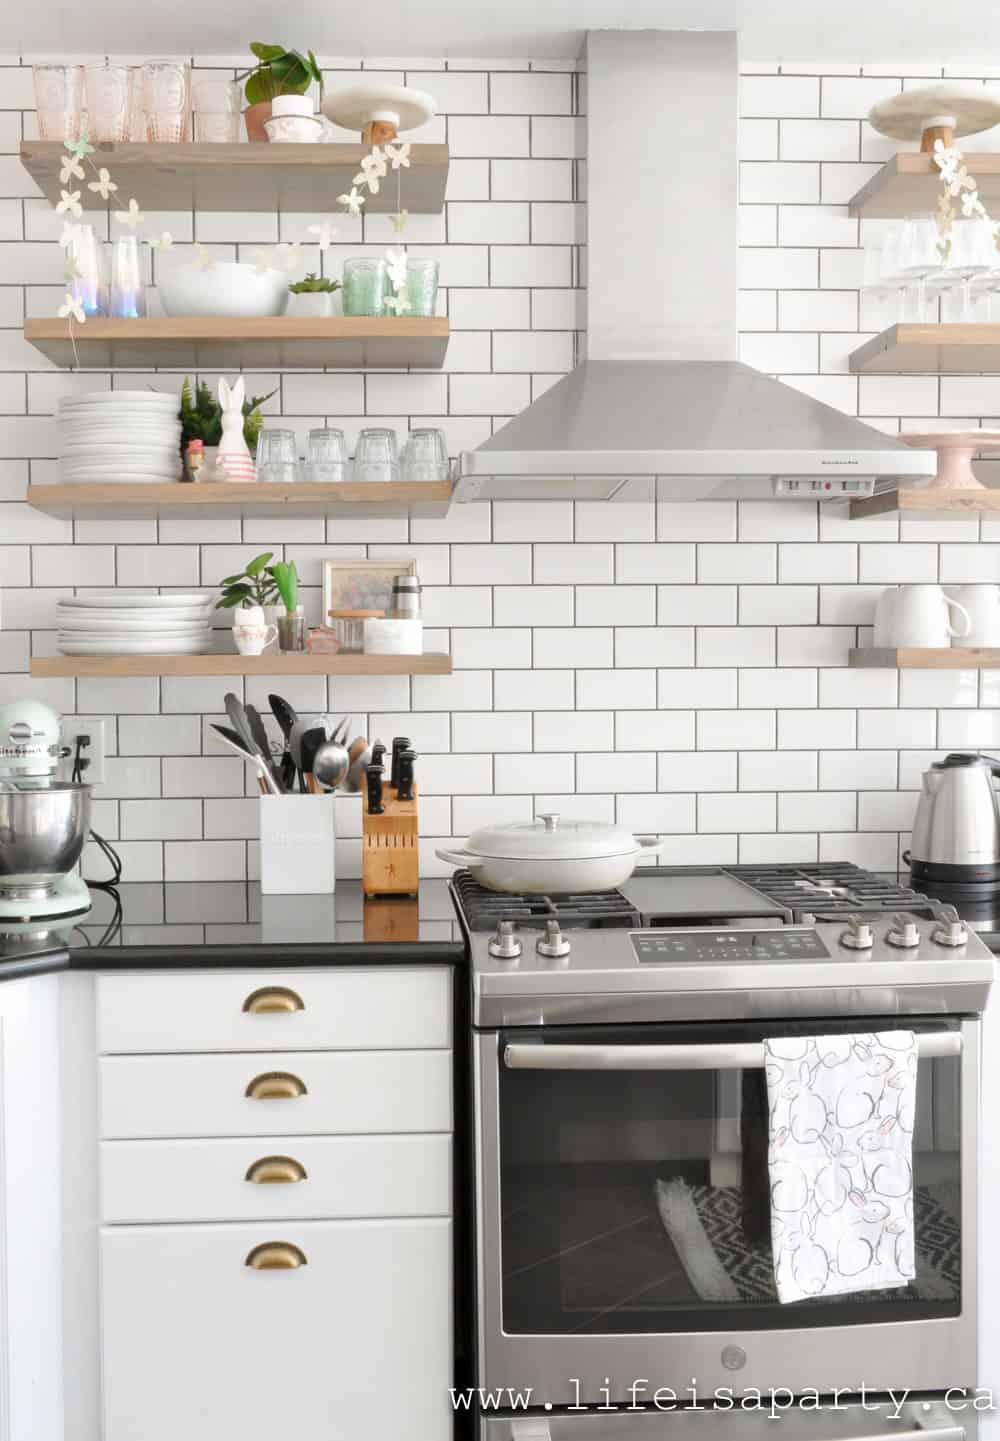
left=497, top=1019, right=962, bottom=1334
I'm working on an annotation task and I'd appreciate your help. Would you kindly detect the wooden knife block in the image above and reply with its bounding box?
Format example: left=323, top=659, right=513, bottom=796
left=362, top=782, right=419, bottom=896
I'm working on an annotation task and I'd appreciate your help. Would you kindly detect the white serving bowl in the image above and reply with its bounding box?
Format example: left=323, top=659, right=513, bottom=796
left=158, top=261, right=290, bottom=318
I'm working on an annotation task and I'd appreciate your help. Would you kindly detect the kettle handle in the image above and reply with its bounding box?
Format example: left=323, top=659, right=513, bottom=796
left=976, top=753, right=1000, bottom=778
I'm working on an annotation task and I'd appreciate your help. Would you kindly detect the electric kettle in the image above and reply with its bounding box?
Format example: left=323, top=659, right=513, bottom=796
left=908, top=753, right=1000, bottom=886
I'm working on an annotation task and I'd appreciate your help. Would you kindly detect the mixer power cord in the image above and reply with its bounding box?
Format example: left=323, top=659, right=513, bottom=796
left=70, top=734, right=123, bottom=889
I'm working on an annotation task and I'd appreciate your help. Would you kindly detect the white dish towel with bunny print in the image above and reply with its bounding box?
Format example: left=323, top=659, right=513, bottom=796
left=763, top=1032, right=917, bottom=1303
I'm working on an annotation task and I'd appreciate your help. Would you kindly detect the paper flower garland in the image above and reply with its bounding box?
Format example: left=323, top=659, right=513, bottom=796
left=932, top=139, right=999, bottom=261
left=55, top=131, right=420, bottom=341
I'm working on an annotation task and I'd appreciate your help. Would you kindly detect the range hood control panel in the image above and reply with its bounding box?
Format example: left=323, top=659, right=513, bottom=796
left=632, top=929, right=831, bottom=964
left=774, top=477, right=875, bottom=497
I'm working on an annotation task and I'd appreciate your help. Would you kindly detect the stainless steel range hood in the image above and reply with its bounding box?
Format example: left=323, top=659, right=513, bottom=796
left=455, top=31, right=935, bottom=503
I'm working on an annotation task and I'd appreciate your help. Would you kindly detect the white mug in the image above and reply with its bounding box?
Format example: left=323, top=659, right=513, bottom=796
left=950, top=584, right=1000, bottom=646
left=232, top=605, right=277, bottom=656
left=875, top=583, right=970, bottom=647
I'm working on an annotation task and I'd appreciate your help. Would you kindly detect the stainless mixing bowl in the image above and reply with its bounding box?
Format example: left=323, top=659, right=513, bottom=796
left=0, top=782, right=91, bottom=892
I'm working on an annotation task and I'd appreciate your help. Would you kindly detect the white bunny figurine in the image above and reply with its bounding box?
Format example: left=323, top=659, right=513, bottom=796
left=216, top=376, right=257, bottom=483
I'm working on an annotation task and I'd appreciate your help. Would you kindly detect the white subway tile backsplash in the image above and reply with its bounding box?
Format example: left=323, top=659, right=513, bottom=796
left=0, top=55, right=982, bottom=874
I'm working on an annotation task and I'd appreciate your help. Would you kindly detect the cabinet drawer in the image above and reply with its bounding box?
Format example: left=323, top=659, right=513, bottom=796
left=97, top=967, right=451, bottom=1054
left=101, top=1134, right=452, bottom=1223
left=100, top=1050, right=452, bottom=1139
left=101, top=1218, right=452, bottom=1441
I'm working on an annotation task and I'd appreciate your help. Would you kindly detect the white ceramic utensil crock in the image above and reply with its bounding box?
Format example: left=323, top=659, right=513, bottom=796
left=951, top=584, right=1000, bottom=646
left=436, top=812, right=666, bottom=893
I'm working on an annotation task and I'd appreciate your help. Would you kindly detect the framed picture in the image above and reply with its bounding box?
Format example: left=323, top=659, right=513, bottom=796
left=322, top=558, right=417, bottom=619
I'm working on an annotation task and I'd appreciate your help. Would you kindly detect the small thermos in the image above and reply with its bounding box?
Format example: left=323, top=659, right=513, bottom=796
left=390, top=574, right=422, bottom=620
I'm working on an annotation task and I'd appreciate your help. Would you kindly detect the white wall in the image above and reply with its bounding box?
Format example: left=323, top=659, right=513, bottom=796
left=2, top=56, right=1000, bottom=881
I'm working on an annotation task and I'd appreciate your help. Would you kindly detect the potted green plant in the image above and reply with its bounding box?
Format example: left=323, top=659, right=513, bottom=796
left=238, top=43, right=323, bottom=142
left=216, top=551, right=280, bottom=654
left=179, top=377, right=277, bottom=479
left=287, top=272, right=340, bottom=318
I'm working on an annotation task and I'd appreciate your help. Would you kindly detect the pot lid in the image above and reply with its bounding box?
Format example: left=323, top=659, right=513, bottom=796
left=465, top=812, right=640, bottom=861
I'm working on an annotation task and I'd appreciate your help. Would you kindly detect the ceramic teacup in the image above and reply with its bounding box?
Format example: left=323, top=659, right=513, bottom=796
left=233, top=622, right=277, bottom=656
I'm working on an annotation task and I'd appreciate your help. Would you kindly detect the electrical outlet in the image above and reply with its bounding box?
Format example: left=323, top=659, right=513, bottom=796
left=59, top=720, right=105, bottom=786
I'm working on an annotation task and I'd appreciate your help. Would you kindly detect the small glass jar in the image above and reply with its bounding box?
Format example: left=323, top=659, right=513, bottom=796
left=342, top=258, right=387, bottom=317
left=277, top=609, right=307, bottom=652
left=328, top=608, right=384, bottom=652
left=405, top=257, right=439, bottom=316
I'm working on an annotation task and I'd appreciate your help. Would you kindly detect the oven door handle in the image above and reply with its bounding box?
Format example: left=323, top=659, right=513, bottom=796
left=502, top=1032, right=962, bottom=1072
left=509, top=1425, right=967, bottom=1441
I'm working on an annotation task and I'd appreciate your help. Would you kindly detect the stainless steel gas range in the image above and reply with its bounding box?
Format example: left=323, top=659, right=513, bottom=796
left=453, top=863, right=995, bottom=1439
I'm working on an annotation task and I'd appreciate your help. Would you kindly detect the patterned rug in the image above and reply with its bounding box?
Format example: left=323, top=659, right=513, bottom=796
left=655, top=1177, right=960, bottom=1304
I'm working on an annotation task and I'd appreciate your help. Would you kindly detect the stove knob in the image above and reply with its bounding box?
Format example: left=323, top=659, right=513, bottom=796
left=488, top=920, right=522, bottom=960
left=886, top=912, right=921, bottom=949
left=931, top=904, right=968, bottom=948
left=537, top=918, right=571, bottom=959
left=839, top=914, right=874, bottom=950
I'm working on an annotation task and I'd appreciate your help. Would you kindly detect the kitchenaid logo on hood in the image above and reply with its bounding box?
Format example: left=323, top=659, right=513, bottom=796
left=821, top=458, right=861, bottom=466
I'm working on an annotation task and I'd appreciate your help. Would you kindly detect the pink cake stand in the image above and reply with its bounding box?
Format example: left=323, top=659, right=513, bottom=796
left=900, top=430, right=1000, bottom=490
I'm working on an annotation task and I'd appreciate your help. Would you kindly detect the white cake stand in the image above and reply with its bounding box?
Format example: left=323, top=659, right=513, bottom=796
left=869, top=83, right=1000, bottom=152
left=900, top=430, right=1000, bottom=489
left=322, top=84, right=436, bottom=144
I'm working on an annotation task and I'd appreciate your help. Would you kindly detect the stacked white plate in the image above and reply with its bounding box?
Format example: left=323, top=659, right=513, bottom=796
left=56, top=593, right=216, bottom=655
left=58, top=391, right=182, bottom=485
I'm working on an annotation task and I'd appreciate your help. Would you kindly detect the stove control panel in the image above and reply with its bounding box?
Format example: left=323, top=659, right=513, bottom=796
left=632, top=928, right=831, bottom=964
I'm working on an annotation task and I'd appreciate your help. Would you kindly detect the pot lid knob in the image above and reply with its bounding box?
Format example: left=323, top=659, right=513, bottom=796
left=931, top=904, right=969, bottom=948
left=886, top=912, right=921, bottom=949
left=538, top=812, right=559, bottom=832
left=488, top=919, right=522, bottom=961
left=839, top=914, right=874, bottom=951
left=537, top=918, right=571, bottom=960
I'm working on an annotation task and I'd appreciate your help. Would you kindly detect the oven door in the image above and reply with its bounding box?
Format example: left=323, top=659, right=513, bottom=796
left=480, top=1400, right=977, bottom=1441
left=474, top=1017, right=978, bottom=1404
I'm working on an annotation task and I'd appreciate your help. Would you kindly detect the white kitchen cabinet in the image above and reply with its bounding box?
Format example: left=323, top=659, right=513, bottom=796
left=97, top=968, right=451, bottom=1053
left=99, top=1047, right=453, bottom=1138
left=101, top=1217, right=452, bottom=1441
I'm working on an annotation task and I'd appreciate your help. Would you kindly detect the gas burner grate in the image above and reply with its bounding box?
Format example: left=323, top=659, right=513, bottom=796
left=729, top=862, right=935, bottom=919
left=451, top=869, right=640, bottom=932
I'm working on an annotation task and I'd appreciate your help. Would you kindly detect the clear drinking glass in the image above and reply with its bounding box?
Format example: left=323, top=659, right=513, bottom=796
left=84, top=62, right=133, bottom=143
left=67, top=225, right=106, bottom=317
left=256, top=428, right=299, bottom=484
left=342, top=258, right=387, bottom=316
left=353, top=428, right=399, bottom=483
left=192, top=76, right=242, bottom=142
left=33, top=64, right=85, bottom=141
left=405, top=258, right=440, bottom=316
left=400, top=428, right=449, bottom=480
left=107, top=235, right=146, bottom=318
left=896, top=216, right=942, bottom=323
left=143, top=60, right=190, bottom=143
left=304, top=428, right=348, bottom=481
left=942, top=218, right=996, bottom=320
left=277, top=610, right=307, bottom=652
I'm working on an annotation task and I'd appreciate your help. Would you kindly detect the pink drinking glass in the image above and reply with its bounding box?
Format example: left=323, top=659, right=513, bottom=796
left=32, top=64, right=84, bottom=141
left=143, top=60, right=190, bottom=143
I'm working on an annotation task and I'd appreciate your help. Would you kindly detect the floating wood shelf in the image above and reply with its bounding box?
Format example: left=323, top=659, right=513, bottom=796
left=24, top=316, right=449, bottom=370
left=850, top=486, right=1000, bottom=519
left=850, top=647, right=1000, bottom=669
left=31, top=653, right=452, bottom=678
left=849, top=323, right=1000, bottom=374
left=848, top=152, right=1000, bottom=218
left=20, top=140, right=449, bottom=214
left=26, top=480, right=452, bottom=520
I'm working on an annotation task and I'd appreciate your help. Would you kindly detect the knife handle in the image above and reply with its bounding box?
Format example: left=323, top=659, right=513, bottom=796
left=366, top=764, right=385, bottom=814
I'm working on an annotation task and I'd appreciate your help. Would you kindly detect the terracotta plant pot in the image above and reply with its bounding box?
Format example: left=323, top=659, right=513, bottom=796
left=244, top=101, right=272, bottom=143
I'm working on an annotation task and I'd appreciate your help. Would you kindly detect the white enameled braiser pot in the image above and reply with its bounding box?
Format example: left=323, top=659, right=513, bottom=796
left=436, top=812, right=667, bottom=893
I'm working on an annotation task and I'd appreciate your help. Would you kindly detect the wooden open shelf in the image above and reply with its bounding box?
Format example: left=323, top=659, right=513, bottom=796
left=850, top=486, right=1000, bottom=519
left=31, top=652, right=452, bottom=678
left=27, top=480, right=453, bottom=520
left=850, top=647, right=1000, bottom=669
left=24, top=316, right=449, bottom=370
left=849, top=323, right=1000, bottom=374
left=848, top=152, right=1000, bottom=219
left=20, top=140, right=449, bottom=214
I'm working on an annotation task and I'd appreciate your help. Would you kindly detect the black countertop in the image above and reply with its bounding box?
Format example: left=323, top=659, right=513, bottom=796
left=0, top=879, right=465, bottom=980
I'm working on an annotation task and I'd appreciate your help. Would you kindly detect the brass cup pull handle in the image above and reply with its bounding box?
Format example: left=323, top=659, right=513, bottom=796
left=245, top=1242, right=307, bottom=1270
left=244, top=1071, right=308, bottom=1100
left=245, top=1156, right=308, bottom=1185
left=242, top=986, right=304, bottom=1015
